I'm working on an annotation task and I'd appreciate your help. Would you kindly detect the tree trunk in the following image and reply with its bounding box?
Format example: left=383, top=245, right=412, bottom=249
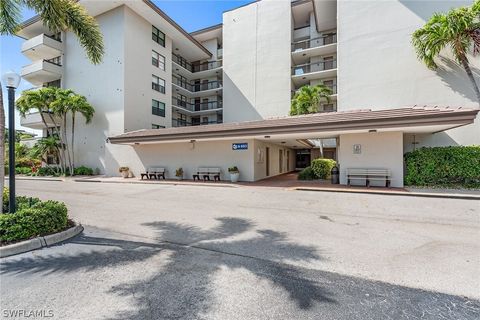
left=71, top=113, right=75, bottom=173
left=0, top=81, right=5, bottom=213
left=459, top=54, right=480, bottom=106
left=62, top=116, right=71, bottom=175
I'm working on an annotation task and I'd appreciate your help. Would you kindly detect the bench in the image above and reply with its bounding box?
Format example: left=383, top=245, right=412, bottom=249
left=193, top=167, right=221, bottom=182
left=140, top=167, right=166, bottom=180
left=347, top=168, right=391, bottom=188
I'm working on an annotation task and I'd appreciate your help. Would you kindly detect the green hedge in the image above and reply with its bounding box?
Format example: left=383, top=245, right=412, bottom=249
left=404, top=146, right=480, bottom=188
left=298, top=167, right=316, bottom=180
left=1, top=189, right=68, bottom=243
left=311, top=158, right=337, bottom=179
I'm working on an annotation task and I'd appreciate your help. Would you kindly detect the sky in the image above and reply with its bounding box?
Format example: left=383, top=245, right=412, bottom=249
left=0, top=0, right=253, bottom=135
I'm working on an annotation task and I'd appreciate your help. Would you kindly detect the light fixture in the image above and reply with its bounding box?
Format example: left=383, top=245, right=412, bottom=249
left=190, top=139, right=196, bottom=143
left=264, top=135, right=270, bottom=139
left=134, top=142, right=140, bottom=145
left=281, top=141, right=286, bottom=144
left=368, top=129, right=377, bottom=133
left=2, top=70, right=21, bottom=89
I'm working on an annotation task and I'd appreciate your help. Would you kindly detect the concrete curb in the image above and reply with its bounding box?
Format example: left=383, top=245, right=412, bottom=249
left=0, top=225, right=84, bottom=258
left=74, top=178, right=239, bottom=188
left=293, top=187, right=480, bottom=200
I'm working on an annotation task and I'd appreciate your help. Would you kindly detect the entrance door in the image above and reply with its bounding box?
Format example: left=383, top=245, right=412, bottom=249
left=286, top=151, right=290, bottom=172
left=295, top=149, right=311, bottom=169
left=279, top=150, right=283, bottom=173
left=266, top=147, right=270, bottom=176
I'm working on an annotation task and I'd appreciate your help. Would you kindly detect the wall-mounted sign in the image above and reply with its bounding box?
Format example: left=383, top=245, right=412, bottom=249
left=353, top=144, right=362, bottom=154
left=232, top=143, right=248, bottom=150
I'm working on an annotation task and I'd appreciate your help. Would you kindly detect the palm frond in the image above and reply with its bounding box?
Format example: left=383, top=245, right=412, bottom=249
left=0, top=0, right=21, bottom=35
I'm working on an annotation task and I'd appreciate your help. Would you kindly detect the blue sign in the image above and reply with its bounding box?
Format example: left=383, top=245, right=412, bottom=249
left=232, top=143, right=248, bottom=150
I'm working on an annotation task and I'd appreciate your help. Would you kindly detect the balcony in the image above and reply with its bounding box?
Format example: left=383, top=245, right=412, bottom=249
left=217, top=48, right=223, bottom=59
left=291, top=32, right=337, bottom=64
left=291, top=60, right=337, bottom=86
left=21, top=59, right=62, bottom=86
left=172, top=97, right=223, bottom=114
left=20, top=111, right=61, bottom=130
left=172, top=53, right=222, bottom=79
left=172, top=75, right=223, bottom=98
left=22, top=34, right=63, bottom=61
left=172, top=119, right=222, bottom=127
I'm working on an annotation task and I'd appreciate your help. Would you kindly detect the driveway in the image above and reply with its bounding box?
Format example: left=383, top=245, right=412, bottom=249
left=1, top=180, right=479, bottom=319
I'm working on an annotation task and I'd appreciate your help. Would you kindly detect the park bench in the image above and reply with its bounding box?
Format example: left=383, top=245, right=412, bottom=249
left=347, top=168, right=391, bottom=188
left=193, top=167, right=221, bottom=182
left=140, top=167, right=166, bottom=180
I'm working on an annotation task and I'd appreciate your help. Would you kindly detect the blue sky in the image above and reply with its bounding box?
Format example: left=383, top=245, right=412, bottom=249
left=0, top=0, right=252, bottom=134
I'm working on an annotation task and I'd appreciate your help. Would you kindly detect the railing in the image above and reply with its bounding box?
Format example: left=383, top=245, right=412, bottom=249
left=45, top=56, right=62, bottom=66
left=172, top=75, right=222, bottom=92
left=292, top=33, right=337, bottom=51
left=172, top=97, right=223, bottom=112
left=292, top=60, right=337, bottom=75
left=172, top=119, right=222, bottom=127
left=172, top=53, right=222, bottom=73
left=44, top=33, right=62, bottom=43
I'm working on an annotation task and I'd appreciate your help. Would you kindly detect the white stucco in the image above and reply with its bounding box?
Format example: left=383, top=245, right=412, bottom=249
left=223, top=0, right=292, bottom=122
left=337, top=0, right=480, bottom=147
left=338, top=132, right=404, bottom=188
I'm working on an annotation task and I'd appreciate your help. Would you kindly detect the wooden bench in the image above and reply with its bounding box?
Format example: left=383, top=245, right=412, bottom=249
left=193, top=167, right=221, bottom=182
left=347, top=168, right=391, bottom=187
left=140, top=167, right=166, bottom=180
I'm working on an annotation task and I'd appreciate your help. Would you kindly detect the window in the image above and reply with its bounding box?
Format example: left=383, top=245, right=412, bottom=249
left=152, top=99, right=165, bottom=117
left=152, top=124, right=165, bottom=129
left=152, top=50, right=165, bottom=70
left=152, top=75, right=165, bottom=93
left=152, top=26, right=165, bottom=47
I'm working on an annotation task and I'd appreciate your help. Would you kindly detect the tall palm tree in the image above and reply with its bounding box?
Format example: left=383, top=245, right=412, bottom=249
left=67, top=94, right=94, bottom=171
left=412, top=1, right=480, bottom=104
left=0, top=0, right=104, bottom=208
left=16, top=87, right=59, bottom=134
left=290, top=84, right=332, bottom=116
left=50, top=89, right=94, bottom=174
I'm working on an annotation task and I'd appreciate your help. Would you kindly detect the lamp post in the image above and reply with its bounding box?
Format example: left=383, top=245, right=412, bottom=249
left=2, top=71, right=21, bottom=213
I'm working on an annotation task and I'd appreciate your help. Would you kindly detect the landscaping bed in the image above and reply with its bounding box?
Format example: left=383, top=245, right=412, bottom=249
left=0, top=189, right=73, bottom=245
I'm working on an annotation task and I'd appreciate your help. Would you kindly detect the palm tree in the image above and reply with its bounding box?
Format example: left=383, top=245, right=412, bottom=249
left=412, top=1, right=480, bottom=104
left=67, top=94, right=94, bottom=171
left=0, top=0, right=104, bottom=207
left=290, top=84, right=332, bottom=116
left=35, top=136, right=61, bottom=165
left=51, top=89, right=94, bottom=174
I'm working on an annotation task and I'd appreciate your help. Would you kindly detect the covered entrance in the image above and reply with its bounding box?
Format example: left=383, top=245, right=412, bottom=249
left=108, top=106, right=478, bottom=187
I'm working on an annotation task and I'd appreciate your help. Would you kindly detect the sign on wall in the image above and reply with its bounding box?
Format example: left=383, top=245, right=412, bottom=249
left=353, top=144, right=362, bottom=154
left=232, top=143, right=248, bottom=150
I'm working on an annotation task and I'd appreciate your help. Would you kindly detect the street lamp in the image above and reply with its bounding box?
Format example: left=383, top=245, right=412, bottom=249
left=2, top=71, right=21, bottom=213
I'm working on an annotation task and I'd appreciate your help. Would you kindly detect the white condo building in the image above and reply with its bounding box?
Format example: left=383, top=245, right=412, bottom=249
left=16, top=0, right=479, bottom=187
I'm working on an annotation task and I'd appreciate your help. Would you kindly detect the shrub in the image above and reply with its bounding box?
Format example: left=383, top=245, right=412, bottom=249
left=228, top=166, right=239, bottom=173
left=404, top=146, right=480, bottom=188
left=15, top=167, right=32, bottom=175
left=36, top=166, right=61, bottom=176
left=311, top=158, right=336, bottom=179
left=298, top=166, right=316, bottom=180
left=1, top=188, right=68, bottom=243
left=15, top=157, right=41, bottom=168
left=74, top=166, right=94, bottom=176
left=3, top=188, right=42, bottom=214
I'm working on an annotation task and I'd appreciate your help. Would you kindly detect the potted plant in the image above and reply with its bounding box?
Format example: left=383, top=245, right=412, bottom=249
left=228, top=166, right=240, bottom=182
left=175, top=167, right=184, bottom=180
left=119, top=166, right=130, bottom=178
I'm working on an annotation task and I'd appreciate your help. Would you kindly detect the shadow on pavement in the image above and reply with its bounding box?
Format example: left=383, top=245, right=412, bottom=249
left=0, top=217, right=334, bottom=319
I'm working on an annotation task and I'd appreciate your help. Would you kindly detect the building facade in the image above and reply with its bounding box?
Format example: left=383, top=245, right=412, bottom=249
left=16, top=0, right=479, bottom=186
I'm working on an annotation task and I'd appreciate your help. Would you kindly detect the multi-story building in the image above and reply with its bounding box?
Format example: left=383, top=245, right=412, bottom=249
left=16, top=0, right=479, bottom=186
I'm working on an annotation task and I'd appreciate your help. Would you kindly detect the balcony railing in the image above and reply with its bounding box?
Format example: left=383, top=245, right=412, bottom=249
left=172, top=97, right=223, bottom=112
left=292, top=60, right=337, bottom=76
left=172, top=75, right=222, bottom=92
left=172, top=53, right=222, bottom=73
left=172, top=119, right=222, bottom=127
left=292, top=33, right=337, bottom=51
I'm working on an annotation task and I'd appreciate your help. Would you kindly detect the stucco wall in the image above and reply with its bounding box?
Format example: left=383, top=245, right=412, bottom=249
left=124, top=7, right=173, bottom=131
left=338, top=132, right=404, bottom=187
left=253, top=140, right=295, bottom=181
left=337, top=0, right=480, bottom=147
left=223, top=0, right=292, bottom=122
left=63, top=6, right=128, bottom=174
left=130, top=139, right=255, bottom=181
